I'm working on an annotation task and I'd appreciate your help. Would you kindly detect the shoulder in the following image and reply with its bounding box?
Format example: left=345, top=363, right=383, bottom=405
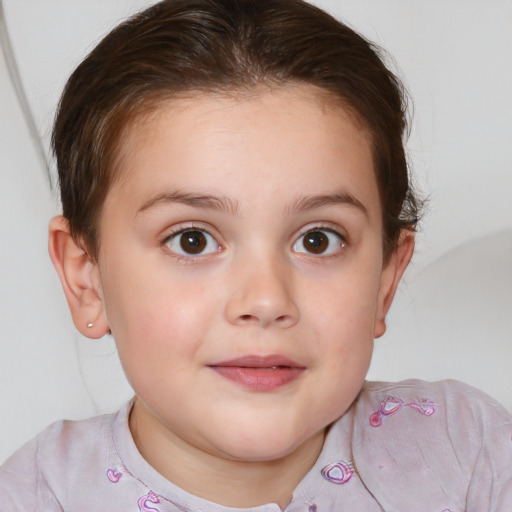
left=360, top=378, right=511, bottom=429
left=0, top=411, right=116, bottom=510
left=349, top=379, right=512, bottom=510
left=355, top=378, right=512, bottom=459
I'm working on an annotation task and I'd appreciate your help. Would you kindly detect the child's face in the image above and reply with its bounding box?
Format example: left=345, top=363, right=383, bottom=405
left=89, top=85, right=406, bottom=462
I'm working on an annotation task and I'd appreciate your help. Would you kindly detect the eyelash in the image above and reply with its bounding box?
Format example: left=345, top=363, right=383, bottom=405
left=292, top=225, right=347, bottom=258
left=160, top=223, right=347, bottom=261
left=161, top=224, right=223, bottom=261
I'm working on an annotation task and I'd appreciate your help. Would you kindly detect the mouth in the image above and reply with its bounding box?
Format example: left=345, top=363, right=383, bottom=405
left=208, top=355, right=305, bottom=392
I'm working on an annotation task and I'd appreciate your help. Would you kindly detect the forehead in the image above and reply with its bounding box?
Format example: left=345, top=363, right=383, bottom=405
left=107, top=85, right=379, bottom=218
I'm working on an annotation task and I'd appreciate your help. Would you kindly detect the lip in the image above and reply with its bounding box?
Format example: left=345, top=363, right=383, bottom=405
left=208, top=355, right=305, bottom=392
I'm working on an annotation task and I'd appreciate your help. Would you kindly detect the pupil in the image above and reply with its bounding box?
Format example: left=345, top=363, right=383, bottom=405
left=180, top=231, right=207, bottom=254
left=304, top=231, right=328, bottom=254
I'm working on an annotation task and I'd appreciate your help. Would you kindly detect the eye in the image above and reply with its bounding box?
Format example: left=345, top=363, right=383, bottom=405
left=293, top=229, right=346, bottom=256
left=165, top=229, right=221, bottom=257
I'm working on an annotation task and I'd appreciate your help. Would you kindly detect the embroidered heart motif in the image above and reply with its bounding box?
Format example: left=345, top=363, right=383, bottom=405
left=321, top=460, right=353, bottom=485
left=420, top=400, right=436, bottom=416
left=138, top=491, right=160, bottom=512
left=380, top=396, right=403, bottom=416
left=107, top=468, right=123, bottom=483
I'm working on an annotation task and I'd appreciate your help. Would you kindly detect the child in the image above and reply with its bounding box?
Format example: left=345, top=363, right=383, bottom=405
left=1, top=0, right=511, bottom=509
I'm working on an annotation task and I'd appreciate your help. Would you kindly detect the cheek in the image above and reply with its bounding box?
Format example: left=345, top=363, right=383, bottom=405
left=100, top=258, right=218, bottom=358
left=106, top=275, right=219, bottom=398
left=308, top=264, right=383, bottom=339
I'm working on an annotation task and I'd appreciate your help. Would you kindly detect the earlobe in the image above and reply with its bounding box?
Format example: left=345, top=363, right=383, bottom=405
left=373, top=232, right=415, bottom=338
left=48, top=216, right=109, bottom=339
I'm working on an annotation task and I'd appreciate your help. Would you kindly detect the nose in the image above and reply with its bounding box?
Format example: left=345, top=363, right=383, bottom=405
left=224, top=256, right=299, bottom=329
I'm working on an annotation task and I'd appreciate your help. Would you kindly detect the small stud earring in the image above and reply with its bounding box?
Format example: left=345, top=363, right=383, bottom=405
left=87, top=322, right=94, bottom=328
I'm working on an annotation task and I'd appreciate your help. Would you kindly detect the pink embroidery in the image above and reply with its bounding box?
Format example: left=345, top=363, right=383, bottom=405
left=321, top=460, right=353, bottom=484
left=107, top=468, right=123, bottom=483
left=138, top=491, right=160, bottom=512
left=370, top=395, right=436, bottom=427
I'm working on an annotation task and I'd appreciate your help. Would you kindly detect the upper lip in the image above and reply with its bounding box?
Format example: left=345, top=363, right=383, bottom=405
left=209, top=355, right=305, bottom=368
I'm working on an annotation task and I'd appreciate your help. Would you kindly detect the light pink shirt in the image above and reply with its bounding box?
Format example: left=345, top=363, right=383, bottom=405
left=1, top=379, right=511, bottom=511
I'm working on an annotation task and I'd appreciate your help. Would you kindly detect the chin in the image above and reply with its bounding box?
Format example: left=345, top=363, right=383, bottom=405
left=213, top=422, right=320, bottom=463
left=222, top=442, right=299, bottom=463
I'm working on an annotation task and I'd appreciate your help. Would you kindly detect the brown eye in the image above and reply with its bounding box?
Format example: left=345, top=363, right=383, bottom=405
left=293, top=229, right=345, bottom=256
left=303, top=231, right=329, bottom=254
left=180, top=230, right=207, bottom=254
left=166, top=229, right=220, bottom=257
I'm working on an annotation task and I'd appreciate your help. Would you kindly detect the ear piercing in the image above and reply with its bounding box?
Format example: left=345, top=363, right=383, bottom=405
left=87, top=321, right=112, bottom=335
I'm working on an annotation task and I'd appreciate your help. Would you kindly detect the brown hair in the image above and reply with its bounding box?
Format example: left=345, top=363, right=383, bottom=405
left=52, top=0, right=420, bottom=259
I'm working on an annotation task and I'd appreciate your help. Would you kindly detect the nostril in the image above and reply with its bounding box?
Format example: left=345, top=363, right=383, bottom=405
left=237, top=313, right=294, bottom=325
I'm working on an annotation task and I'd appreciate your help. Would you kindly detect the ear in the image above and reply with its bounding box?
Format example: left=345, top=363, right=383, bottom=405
left=373, top=231, right=415, bottom=339
left=48, top=216, right=109, bottom=339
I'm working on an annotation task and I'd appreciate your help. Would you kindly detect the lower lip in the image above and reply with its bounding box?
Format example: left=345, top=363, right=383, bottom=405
left=210, top=366, right=304, bottom=391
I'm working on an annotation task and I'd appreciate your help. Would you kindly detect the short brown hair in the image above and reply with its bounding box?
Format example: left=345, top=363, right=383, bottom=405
left=52, top=0, right=420, bottom=259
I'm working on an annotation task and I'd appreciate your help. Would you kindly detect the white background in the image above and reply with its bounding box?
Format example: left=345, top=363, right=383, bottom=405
left=1, top=0, right=511, bottom=463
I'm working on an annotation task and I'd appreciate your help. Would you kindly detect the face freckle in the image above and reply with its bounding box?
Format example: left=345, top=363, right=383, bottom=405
left=94, top=84, right=398, bottom=479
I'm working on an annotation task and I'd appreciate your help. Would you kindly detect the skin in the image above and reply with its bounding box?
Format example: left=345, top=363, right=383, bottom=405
left=49, top=85, right=413, bottom=508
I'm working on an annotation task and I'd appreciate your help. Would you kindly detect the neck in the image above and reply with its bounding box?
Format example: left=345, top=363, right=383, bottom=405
left=129, top=398, right=325, bottom=508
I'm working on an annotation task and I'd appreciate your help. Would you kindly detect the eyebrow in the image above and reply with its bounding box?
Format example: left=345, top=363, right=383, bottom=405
left=137, top=189, right=368, bottom=218
left=137, top=190, right=240, bottom=216
left=286, top=191, right=369, bottom=217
